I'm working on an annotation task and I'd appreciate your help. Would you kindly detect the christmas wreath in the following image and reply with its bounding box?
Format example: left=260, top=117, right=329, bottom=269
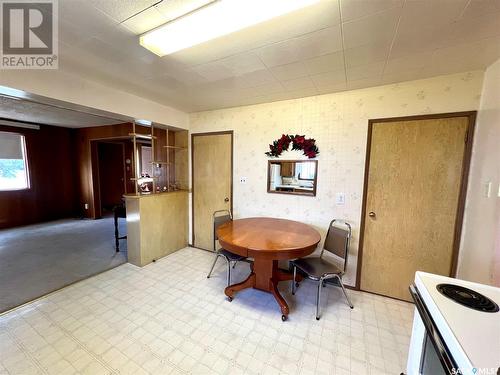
left=265, top=134, right=319, bottom=159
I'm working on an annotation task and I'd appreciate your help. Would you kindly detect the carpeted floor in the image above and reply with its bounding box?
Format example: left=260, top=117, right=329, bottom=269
left=0, top=217, right=127, bottom=313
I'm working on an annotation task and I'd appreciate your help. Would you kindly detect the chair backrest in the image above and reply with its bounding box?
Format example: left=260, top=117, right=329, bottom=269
left=321, top=219, right=351, bottom=272
left=213, top=210, right=232, bottom=251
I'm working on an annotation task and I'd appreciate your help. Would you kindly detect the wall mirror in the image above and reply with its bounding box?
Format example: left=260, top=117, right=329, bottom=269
left=267, top=160, right=318, bottom=196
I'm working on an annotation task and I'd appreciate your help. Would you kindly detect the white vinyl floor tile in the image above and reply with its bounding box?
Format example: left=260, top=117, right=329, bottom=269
left=0, top=247, right=414, bottom=374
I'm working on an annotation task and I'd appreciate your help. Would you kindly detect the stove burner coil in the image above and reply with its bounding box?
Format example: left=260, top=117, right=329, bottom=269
left=437, top=284, right=499, bottom=313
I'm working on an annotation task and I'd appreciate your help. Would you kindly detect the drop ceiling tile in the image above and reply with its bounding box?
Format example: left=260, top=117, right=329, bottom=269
left=430, top=46, right=483, bottom=74
left=59, top=45, right=111, bottom=72
left=270, top=61, right=309, bottom=81
left=294, top=25, right=343, bottom=60
left=399, top=0, right=469, bottom=31
left=340, top=0, right=403, bottom=22
left=186, top=70, right=271, bottom=92
left=58, top=0, right=120, bottom=36
left=256, top=39, right=302, bottom=67
left=344, top=42, right=390, bottom=68
left=347, top=61, right=385, bottom=81
left=197, top=78, right=242, bottom=91
left=315, top=81, right=347, bottom=94
left=196, top=70, right=274, bottom=91
left=280, top=77, right=316, bottom=91
left=88, top=0, right=159, bottom=23
left=429, top=37, right=500, bottom=73
left=166, top=69, right=209, bottom=86
left=235, top=92, right=288, bottom=108
left=389, top=0, right=468, bottom=58
left=219, top=53, right=266, bottom=76
left=239, top=82, right=284, bottom=98
left=239, top=69, right=277, bottom=87
left=342, top=7, right=401, bottom=49
left=303, top=51, right=345, bottom=75
left=384, top=51, right=433, bottom=75
left=310, top=69, right=346, bottom=88
left=120, top=7, right=167, bottom=35
left=479, top=36, right=500, bottom=64
left=460, top=0, right=500, bottom=19
left=448, top=11, right=500, bottom=44
left=390, top=24, right=454, bottom=59
left=419, top=61, right=476, bottom=78
left=58, top=20, right=93, bottom=48
left=122, top=57, right=190, bottom=80
left=190, top=61, right=235, bottom=82
left=256, top=25, right=342, bottom=68
left=381, top=67, right=425, bottom=85
left=80, top=38, right=128, bottom=64
left=155, top=0, right=213, bottom=22
left=119, top=41, right=159, bottom=62
left=346, top=77, right=382, bottom=90
left=285, top=87, right=320, bottom=100
left=141, top=74, right=186, bottom=92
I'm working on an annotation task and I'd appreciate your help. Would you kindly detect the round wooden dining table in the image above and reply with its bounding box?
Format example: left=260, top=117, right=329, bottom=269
left=217, top=217, right=321, bottom=320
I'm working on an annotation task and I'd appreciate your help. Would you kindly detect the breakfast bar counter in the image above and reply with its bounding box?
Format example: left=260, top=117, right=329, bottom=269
left=125, top=190, right=188, bottom=267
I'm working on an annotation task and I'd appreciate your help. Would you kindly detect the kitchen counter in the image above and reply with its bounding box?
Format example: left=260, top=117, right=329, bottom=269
left=273, top=184, right=314, bottom=194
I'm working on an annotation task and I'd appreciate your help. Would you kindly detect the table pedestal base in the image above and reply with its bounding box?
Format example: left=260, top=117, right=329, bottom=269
left=224, top=258, right=301, bottom=320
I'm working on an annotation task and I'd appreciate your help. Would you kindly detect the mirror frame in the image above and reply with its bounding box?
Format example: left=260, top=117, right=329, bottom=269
left=267, top=160, right=318, bottom=197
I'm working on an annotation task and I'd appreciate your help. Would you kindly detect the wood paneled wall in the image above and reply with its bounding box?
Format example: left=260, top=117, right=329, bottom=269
left=0, top=125, right=77, bottom=229
left=0, top=123, right=181, bottom=227
left=75, top=123, right=134, bottom=219
left=75, top=124, right=177, bottom=219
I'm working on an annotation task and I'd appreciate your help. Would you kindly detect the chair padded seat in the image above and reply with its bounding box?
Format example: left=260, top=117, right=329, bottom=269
left=292, top=257, right=342, bottom=279
left=219, top=249, right=246, bottom=261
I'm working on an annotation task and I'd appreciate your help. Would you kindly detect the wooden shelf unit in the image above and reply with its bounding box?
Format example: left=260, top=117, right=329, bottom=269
left=129, top=121, right=188, bottom=195
left=163, top=145, right=187, bottom=150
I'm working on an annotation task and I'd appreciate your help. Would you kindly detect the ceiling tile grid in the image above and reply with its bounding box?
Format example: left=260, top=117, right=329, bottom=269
left=52, top=0, right=500, bottom=112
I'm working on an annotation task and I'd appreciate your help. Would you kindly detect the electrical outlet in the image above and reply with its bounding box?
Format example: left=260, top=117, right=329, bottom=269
left=335, top=193, right=345, bottom=205
left=240, top=177, right=247, bottom=184
left=84, top=203, right=89, bottom=210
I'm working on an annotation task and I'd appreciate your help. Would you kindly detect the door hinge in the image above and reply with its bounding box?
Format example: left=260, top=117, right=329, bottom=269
left=464, top=130, right=469, bottom=144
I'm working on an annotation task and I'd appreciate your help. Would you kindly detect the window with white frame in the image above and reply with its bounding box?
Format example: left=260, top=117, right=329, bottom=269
left=296, top=162, right=316, bottom=180
left=0, top=131, right=30, bottom=190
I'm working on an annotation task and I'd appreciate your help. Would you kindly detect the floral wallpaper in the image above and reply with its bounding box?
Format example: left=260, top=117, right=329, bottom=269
left=189, top=71, right=484, bottom=286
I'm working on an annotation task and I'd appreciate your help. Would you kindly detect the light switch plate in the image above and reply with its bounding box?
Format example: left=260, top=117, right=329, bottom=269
left=240, top=177, right=247, bottom=184
left=336, top=193, right=345, bottom=205
left=485, top=181, right=492, bottom=198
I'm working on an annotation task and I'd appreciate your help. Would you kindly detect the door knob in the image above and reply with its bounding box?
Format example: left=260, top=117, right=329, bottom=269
left=224, top=197, right=229, bottom=202
left=368, top=211, right=376, bottom=218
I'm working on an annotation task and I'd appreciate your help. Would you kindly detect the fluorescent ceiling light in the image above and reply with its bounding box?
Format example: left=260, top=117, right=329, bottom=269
left=140, top=0, right=320, bottom=56
left=135, top=119, right=152, bottom=126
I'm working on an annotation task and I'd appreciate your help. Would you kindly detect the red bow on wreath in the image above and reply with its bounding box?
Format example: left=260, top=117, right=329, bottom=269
left=265, top=134, right=319, bottom=159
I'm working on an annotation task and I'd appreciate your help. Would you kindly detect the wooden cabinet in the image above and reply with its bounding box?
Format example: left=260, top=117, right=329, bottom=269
left=125, top=191, right=188, bottom=266
left=280, top=162, right=295, bottom=177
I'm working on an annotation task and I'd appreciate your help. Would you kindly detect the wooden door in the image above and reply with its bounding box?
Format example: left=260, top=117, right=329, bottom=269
left=359, top=115, right=473, bottom=301
left=97, top=142, right=125, bottom=212
left=192, top=132, right=232, bottom=250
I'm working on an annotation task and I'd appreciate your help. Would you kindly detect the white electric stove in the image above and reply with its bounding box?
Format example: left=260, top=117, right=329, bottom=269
left=407, top=271, right=500, bottom=375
